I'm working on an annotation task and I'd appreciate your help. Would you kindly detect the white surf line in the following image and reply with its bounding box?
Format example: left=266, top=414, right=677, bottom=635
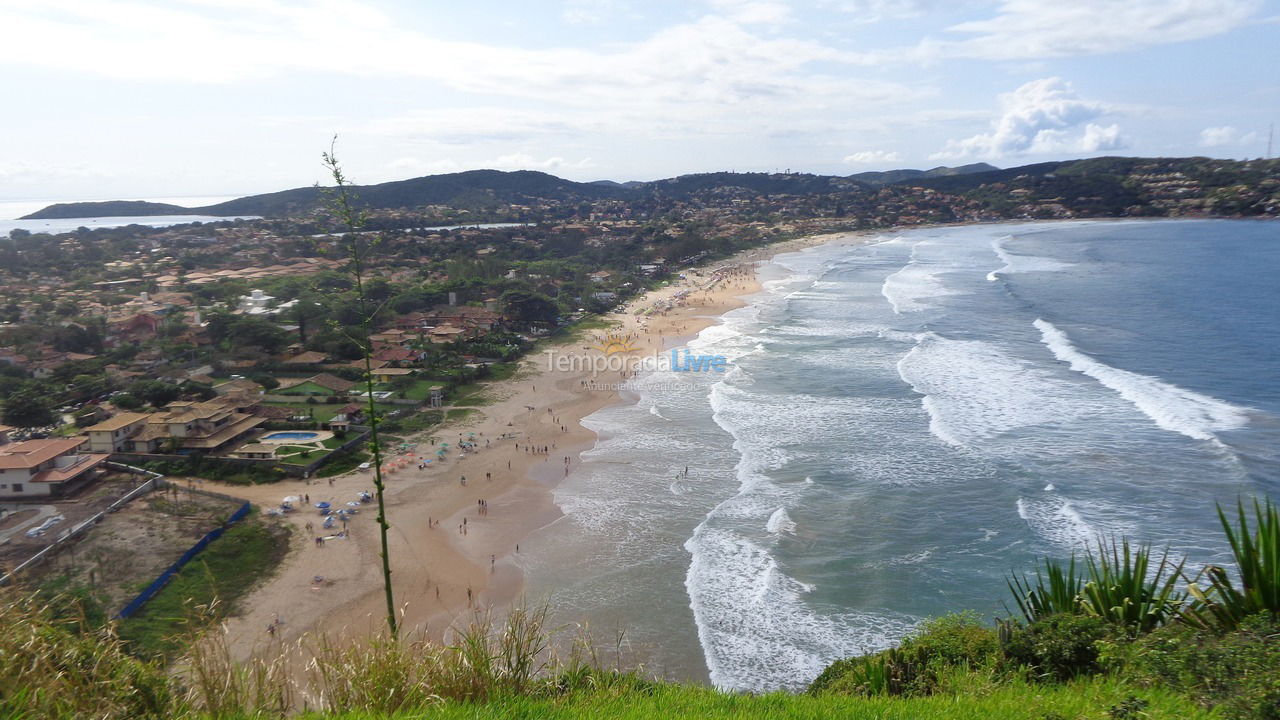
left=1033, top=318, right=1249, bottom=441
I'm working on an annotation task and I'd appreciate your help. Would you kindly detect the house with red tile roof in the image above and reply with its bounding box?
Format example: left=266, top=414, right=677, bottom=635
left=0, top=437, right=108, bottom=499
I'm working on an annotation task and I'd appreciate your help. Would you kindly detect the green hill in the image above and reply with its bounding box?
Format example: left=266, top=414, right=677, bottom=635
left=848, top=162, right=999, bottom=185
left=21, top=199, right=187, bottom=219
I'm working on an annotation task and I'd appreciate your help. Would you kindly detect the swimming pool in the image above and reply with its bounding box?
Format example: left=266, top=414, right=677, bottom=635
left=261, top=431, right=320, bottom=441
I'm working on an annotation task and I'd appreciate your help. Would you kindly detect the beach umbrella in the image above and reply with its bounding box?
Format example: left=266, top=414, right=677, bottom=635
left=314, top=501, right=331, bottom=509
left=283, top=496, right=300, bottom=503
left=346, top=501, right=360, bottom=507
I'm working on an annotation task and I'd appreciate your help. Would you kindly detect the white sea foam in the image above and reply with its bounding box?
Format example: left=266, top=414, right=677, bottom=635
left=685, top=525, right=914, bottom=691
left=987, top=235, right=1071, bottom=281
left=1034, top=319, right=1249, bottom=441
left=881, top=242, right=957, bottom=313
left=1016, top=495, right=1094, bottom=550
left=766, top=507, right=797, bottom=534
left=897, top=332, right=1096, bottom=448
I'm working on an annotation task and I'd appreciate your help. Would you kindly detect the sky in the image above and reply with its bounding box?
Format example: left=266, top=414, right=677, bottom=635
left=0, top=0, right=1277, bottom=203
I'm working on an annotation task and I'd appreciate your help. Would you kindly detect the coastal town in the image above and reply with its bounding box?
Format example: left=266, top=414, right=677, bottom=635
left=0, top=153, right=1278, bottom=665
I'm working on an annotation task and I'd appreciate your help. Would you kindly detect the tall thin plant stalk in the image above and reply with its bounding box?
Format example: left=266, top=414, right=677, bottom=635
left=319, top=138, right=397, bottom=637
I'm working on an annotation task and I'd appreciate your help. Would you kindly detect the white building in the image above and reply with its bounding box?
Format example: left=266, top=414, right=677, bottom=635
left=237, top=289, right=275, bottom=315
left=0, top=437, right=108, bottom=499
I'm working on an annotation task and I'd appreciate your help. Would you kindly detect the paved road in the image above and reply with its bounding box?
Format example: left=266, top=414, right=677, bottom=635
left=0, top=504, right=60, bottom=544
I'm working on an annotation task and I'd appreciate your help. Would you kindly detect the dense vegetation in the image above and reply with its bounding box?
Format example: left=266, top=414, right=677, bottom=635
left=2, top=499, right=1273, bottom=719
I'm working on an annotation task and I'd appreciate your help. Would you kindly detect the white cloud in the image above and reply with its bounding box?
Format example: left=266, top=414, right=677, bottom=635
left=1079, top=123, right=1124, bottom=152
left=386, top=157, right=461, bottom=176
left=707, top=0, right=793, bottom=25
left=931, top=78, right=1125, bottom=159
left=362, top=109, right=593, bottom=144
left=842, top=150, right=903, bottom=165
left=0, top=1, right=907, bottom=136
left=917, top=0, right=1262, bottom=61
left=1199, top=126, right=1259, bottom=148
left=561, top=0, right=630, bottom=24
left=492, top=154, right=597, bottom=171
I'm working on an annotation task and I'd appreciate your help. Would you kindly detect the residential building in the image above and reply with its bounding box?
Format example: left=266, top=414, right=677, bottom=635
left=83, top=412, right=151, bottom=453
left=0, top=437, right=108, bottom=499
left=128, top=400, right=266, bottom=454
left=274, top=373, right=356, bottom=397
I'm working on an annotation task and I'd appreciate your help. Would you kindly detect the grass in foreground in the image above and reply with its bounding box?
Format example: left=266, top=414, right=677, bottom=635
left=288, top=678, right=1214, bottom=720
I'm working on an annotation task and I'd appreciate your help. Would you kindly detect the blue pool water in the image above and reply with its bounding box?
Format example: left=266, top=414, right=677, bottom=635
left=262, top=431, right=320, bottom=441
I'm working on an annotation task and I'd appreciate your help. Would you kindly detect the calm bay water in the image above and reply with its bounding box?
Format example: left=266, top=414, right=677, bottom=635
left=0, top=195, right=249, bottom=237
left=520, top=219, right=1280, bottom=692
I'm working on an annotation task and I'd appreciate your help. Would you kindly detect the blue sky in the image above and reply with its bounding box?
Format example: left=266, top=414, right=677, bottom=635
left=0, top=0, right=1276, bottom=202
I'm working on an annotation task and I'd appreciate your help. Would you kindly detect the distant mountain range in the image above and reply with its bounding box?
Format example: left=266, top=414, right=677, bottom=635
left=846, top=163, right=999, bottom=185
left=20, top=164, right=1000, bottom=220
left=21, top=157, right=1278, bottom=221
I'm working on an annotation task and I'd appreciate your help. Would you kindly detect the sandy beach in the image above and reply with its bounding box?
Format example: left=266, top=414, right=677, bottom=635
left=210, top=231, right=865, bottom=666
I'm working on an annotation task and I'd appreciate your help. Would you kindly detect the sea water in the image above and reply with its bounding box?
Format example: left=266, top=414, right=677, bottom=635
left=519, top=219, right=1280, bottom=692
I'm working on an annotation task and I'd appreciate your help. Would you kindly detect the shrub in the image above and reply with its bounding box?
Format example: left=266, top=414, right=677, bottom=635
left=1080, top=538, right=1185, bottom=635
left=902, top=612, right=1001, bottom=668
left=810, top=613, right=1000, bottom=697
left=808, top=646, right=931, bottom=696
left=1184, top=499, right=1280, bottom=633
left=1111, top=613, right=1280, bottom=720
left=1008, top=556, right=1085, bottom=624
left=1008, top=538, right=1185, bottom=635
left=1001, top=613, right=1113, bottom=681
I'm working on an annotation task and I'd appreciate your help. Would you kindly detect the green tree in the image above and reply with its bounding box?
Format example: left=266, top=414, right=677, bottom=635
left=128, top=380, right=183, bottom=408
left=112, top=393, right=144, bottom=410
left=2, top=391, right=56, bottom=428
left=500, top=289, right=559, bottom=324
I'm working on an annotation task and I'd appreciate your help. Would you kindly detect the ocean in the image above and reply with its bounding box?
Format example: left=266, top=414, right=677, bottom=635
left=518, top=219, right=1280, bottom=692
left=0, top=195, right=249, bottom=237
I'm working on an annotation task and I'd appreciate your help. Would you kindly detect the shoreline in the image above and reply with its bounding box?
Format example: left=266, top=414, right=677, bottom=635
left=208, top=229, right=870, bottom=671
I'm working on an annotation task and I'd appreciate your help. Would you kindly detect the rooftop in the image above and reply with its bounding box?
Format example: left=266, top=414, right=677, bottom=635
left=0, top=437, right=88, bottom=470
left=83, top=412, right=152, bottom=433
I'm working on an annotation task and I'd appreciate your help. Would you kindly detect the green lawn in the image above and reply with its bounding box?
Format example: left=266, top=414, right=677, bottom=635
left=286, top=676, right=1213, bottom=720
left=260, top=401, right=342, bottom=422
left=275, top=447, right=331, bottom=465
left=394, top=379, right=443, bottom=402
